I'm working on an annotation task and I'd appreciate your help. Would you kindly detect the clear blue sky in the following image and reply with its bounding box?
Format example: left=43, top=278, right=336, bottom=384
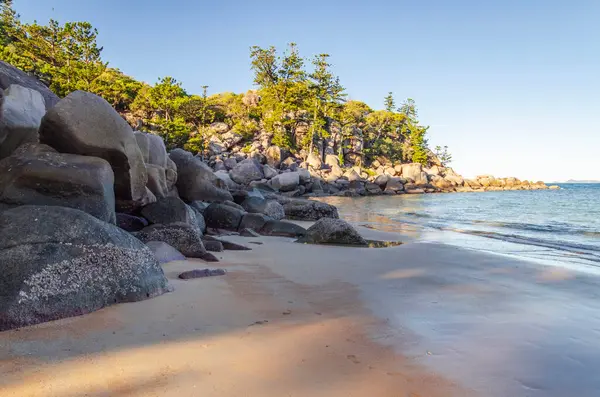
left=14, top=0, right=600, bottom=181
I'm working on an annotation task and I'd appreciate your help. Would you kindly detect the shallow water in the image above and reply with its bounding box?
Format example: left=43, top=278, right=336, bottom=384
left=321, top=184, right=600, bottom=273
left=321, top=185, right=600, bottom=396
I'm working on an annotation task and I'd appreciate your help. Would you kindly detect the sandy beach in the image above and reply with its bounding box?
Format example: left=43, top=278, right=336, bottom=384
left=2, top=223, right=600, bottom=396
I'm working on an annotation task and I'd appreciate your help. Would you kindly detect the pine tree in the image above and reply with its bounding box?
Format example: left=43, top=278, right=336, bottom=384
left=0, top=0, right=18, bottom=45
left=384, top=92, right=395, bottom=112
left=307, top=53, right=345, bottom=153
left=399, top=99, right=428, bottom=165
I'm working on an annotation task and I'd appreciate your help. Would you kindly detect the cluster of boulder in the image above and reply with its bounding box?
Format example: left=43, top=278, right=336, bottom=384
left=0, top=61, right=557, bottom=331
left=0, top=63, right=339, bottom=331
left=203, top=124, right=558, bottom=197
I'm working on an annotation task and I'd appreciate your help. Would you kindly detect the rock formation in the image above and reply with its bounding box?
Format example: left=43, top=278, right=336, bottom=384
left=0, top=206, right=169, bottom=331
left=39, top=91, right=150, bottom=205
left=0, top=65, right=560, bottom=330
left=298, top=218, right=368, bottom=246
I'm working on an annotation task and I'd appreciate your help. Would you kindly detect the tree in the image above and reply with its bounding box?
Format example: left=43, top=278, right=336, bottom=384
left=90, top=68, right=143, bottom=111
left=249, top=45, right=278, bottom=89
left=384, top=92, right=395, bottom=112
left=0, top=0, right=18, bottom=46
left=339, top=100, right=372, bottom=163
left=306, top=53, right=346, bottom=153
left=434, top=145, right=452, bottom=166
left=149, top=76, right=186, bottom=121
left=60, top=22, right=107, bottom=94
left=178, top=86, right=216, bottom=128
left=363, top=110, right=405, bottom=162
left=249, top=43, right=310, bottom=149
left=399, top=98, right=417, bottom=120
left=397, top=98, right=429, bottom=165
left=409, top=126, right=429, bottom=165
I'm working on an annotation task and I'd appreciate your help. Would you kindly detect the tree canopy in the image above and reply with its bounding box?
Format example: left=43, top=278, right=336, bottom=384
left=0, top=1, right=449, bottom=166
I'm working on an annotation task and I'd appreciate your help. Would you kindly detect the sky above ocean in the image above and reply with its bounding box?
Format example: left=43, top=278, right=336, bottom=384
left=13, top=0, right=600, bottom=182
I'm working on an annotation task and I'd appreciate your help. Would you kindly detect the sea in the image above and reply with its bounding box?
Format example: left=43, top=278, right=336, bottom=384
left=322, top=183, right=600, bottom=274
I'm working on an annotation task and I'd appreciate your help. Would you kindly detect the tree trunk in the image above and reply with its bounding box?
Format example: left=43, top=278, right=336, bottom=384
left=309, top=98, right=318, bottom=154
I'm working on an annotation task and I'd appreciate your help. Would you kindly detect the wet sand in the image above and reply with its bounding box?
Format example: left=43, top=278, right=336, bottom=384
left=2, top=225, right=600, bottom=396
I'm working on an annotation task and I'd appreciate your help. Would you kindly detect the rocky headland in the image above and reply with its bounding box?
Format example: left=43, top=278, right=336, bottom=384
left=0, top=60, right=558, bottom=331
left=200, top=115, right=558, bottom=197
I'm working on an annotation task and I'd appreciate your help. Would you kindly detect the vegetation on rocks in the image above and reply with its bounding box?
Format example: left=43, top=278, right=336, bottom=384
left=0, top=0, right=437, bottom=167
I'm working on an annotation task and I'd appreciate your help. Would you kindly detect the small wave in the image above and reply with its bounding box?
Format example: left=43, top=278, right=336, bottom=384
left=404, top=212, right=433, bottom=218
left=490, top=221, right=600, bottom=237
left=451, top=229, right=600, bottom=262
left=400, top=214, right=600, bottom=238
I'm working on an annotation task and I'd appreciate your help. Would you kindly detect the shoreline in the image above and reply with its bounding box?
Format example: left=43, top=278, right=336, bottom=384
left=314, top=191, right=600, bottom=272
left=3, top=221, right=600, bottom=395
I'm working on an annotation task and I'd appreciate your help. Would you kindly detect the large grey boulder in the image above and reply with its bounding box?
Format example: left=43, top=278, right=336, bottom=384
left=384, top=177, right=405, bottom=193
left=134, top=132, right=172, bottom=199
left=280, top=157, right=298, bottom=171
left=221, top=131, right=243, bottom=149
left=229, top=158, right=264, bottom=185
left=189, top=200, right=210, bottom=214
left=343, top=169, right=361, bottom=182
left=445, top=174, right=464, bottom=186
left=202, top=239, right=224, bottom=252
left=223, top=200, right=245, bottom=212
left=0, top=85, right=46, bottom=159
left=324, top=154, right=339, bottom=168
left=135, top=131, right=167, bottom=167
left=260, top=220, right=307, bottom=238
left=270, top=172, right=300, bottom=192
left=141, top=196, right=202, bottom=234
left=374, top=174, right=389, bottom=188
left=204, top=203, right=245, bottom=230
left=116, top=213, right=148, bottom=232
left=265, top=145, right=283, bottom=168
left=166, top=157, right=178, bottom=192
left=263, top=164, right=279, bottom=179
left=38, top=91, right=149, bottom=203
left=261, top=200, right=285, bottom=220
left=0, top=206, right=169, bottom=331
left=215, top=170, right=241, bottom=190
left=282, top=200, right=339, bottom=221
left=169, top=149, right=233, bottom=202
left=203, top=235, right=251, bottom=251
left=298, top=218, right=367, bottom=246
left=306, top=153, right=322, bottom=169
left=214, top=161, right=227, bottom=172
left=430, top=175, right=453, bottom=190
left=399, top=163, right=428, bottom=185
left=329, top=163, right=344, bottom=180
left=241, top=196, right=285, bottom=220
left=0, top=143, right=116, bottom=223
left=145, top=241, right=186, bottom=264
left=297, top=168, right=311, bottom=184
left=145, top=164, right=169, bottom=199
left=0, top=60, right=59, bottom=110
left=223, top=157, right=237, bottom=170
left=365, top=182, right=382, bottom=194
left=239, top=213, right=272, bottom=231
left=134, top=222, right=207, bottom=258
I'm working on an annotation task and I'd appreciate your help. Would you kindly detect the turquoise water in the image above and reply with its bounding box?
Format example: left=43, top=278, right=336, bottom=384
left=325, top=184, right=600, bottom=272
